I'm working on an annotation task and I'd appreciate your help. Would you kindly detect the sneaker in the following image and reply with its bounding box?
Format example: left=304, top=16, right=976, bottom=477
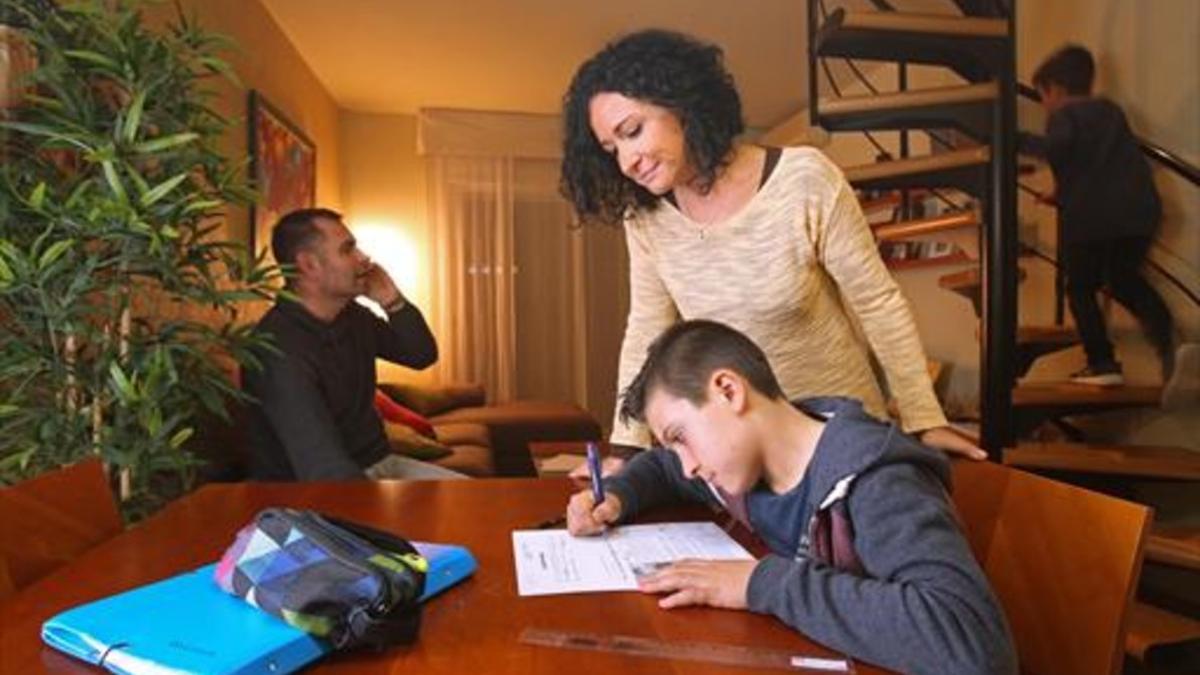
left=1070, top=363, right=1124, bottom=387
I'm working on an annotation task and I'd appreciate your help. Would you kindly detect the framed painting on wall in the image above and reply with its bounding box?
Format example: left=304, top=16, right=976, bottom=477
left=248, top=90, right=315, bottom=260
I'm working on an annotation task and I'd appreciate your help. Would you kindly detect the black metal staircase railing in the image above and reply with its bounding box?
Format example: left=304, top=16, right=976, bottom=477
left=808, top=0, right=1018, bottom=456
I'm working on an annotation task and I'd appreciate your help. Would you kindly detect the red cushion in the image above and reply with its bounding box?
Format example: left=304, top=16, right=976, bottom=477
left=374, top=389, right=437, bottom=439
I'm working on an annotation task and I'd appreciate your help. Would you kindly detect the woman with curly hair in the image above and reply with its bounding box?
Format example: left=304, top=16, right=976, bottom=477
left=560, top=29, right=983, bottom=466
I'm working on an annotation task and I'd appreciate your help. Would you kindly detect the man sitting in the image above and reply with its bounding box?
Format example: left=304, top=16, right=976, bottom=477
left=243, top=208, right=463, bottom=481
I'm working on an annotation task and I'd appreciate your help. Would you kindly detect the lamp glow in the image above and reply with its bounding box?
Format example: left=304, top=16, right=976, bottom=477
left=349, top=220, right=421, bottom=306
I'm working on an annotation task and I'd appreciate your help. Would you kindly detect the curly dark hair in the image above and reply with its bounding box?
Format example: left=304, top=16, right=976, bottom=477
left=560, top=29, right=745, bottom=225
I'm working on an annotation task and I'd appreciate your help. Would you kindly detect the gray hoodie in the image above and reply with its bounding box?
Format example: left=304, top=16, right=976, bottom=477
left=604, top=397, right=1017, bottom=675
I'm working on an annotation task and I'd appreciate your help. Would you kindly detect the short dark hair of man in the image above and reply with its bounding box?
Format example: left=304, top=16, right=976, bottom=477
left=620, top=319, right=786, bottom=425
left=560, top=29, right=745, bottom=225
left=271, top=207, right=344, bottom=266
left=1032, top=44, right=1095, bottom=96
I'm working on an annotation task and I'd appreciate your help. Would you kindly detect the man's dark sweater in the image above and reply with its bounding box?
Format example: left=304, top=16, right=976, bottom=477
left=243, top=299, right=437, bottom=481
left=1019, top=97, right=1161, bottom=243
left=605, top=397, right=1016, bottom=675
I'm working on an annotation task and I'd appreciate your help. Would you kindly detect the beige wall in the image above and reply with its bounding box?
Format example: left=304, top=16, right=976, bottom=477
left=337, top=111, right=429, bottom=308
left=336, top=112, right=435, bottom=385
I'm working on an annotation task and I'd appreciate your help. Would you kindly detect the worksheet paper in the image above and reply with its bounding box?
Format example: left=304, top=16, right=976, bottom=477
left=512, top=522, right=754, bottom=597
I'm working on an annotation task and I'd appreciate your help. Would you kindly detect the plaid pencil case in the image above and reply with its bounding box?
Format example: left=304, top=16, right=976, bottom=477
left=214, top=508, right=428, bottom=651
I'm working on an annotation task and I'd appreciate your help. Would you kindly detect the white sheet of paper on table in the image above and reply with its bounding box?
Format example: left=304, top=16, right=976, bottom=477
left=512, top=521, right=754, bottom=597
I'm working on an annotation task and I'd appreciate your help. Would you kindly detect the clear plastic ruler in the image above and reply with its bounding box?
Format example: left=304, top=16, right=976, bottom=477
left=519, top=627, right=857, bottom=673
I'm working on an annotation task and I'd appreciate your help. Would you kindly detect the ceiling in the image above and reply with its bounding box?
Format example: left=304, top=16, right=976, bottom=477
left=258, top=0, right=814, bottom=128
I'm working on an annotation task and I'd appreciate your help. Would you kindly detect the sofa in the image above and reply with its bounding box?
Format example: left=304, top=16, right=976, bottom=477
left=378, top=381, right=602, bottom=477
left=193, top=381, right=601, bottom=481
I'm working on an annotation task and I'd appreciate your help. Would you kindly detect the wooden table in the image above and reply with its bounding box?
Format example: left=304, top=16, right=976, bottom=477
left=0, top=478, right=887, bottom=674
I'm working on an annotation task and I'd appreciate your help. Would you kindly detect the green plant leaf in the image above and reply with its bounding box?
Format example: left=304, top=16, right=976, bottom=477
left=0, top=121, right=93, bottom=151
left=140, top=173, right=189, bottom=207
left=64, top=180, right=92, bottom=209
left=196, top=55, right=240, bottom=85
left=0, top=448, right=37, bottom=475
left=38, top=239, right=75, bottom=270
left=109, top=362, right=135, bottom=400
left=29, top=183, right=48, bottom=210
left=168, top=427, right=194, bottom=449
left=182, top=198, right=223, bottom=214
left=63, top=49, right=121, bottom=71
left=122, top=89, right=148, bottom=144
left=0, top=249, right=16, bottom=287
left=131, top=132, right=199, bottom=154
left=101, top=161, right=128, bottom=203
left=22, top=93, right=66, bottom=111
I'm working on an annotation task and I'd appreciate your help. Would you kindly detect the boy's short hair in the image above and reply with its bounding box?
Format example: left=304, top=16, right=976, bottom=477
left=1032, top=44, right=1095, bottom=96
left=271, top=207, right=343, bottom=266
left=619, top=320, right=786, bottom=424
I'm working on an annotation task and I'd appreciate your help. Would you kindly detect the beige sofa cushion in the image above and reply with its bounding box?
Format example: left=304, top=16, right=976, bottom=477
left=431, top=422, right=491, bottom=448
left=433, top=445, right=494, bottom=477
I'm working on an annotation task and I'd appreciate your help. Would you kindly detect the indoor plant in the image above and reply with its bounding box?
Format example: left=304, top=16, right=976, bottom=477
left=0, top=0, right=279, bottom=517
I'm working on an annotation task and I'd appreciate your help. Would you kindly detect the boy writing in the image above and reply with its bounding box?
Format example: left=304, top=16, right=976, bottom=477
left=566, top=320, right=1015, bottom=675
left=1019, top=44, right=1174, bottom=386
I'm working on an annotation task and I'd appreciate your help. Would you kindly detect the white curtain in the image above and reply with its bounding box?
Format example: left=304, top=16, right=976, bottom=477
left=427, top=155, right=518, bottom=402
left=420, top=109, right=627, bottom=423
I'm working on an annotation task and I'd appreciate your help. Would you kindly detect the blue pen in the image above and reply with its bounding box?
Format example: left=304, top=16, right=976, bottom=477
left=587, top=442, right=605, bottom=505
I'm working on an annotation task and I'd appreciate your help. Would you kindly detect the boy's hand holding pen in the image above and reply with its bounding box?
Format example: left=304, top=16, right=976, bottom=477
left=565, top=442, right=622, bottom=535
left=566, top=487, right=622, bottom=536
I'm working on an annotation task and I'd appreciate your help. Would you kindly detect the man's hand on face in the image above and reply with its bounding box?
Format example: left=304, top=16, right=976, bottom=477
left=362, top=263, right=403, bottom=308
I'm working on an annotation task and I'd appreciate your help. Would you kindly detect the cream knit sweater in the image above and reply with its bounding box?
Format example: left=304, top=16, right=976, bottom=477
left=611, top=146, right=947, bottom=448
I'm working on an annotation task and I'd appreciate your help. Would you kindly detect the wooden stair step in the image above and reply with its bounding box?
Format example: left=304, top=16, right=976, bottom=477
left=1003, top=442, right=1200, bottom=480
left=874, top=211, right=979, bottom=241
left=1146, top=526, right=1200, bottom=571
left=814, top=9, right=1008, bottom=81
left=939, top=265, right=983, bottom=291
left=844, top=147, right=990, bottom=195
left=1126, top=602, right=1200, bottom=664
left=835, top=11, right=1009, bottom=38
left=819, top=83, right=998, bottom=138
left=939, top=264, right=1031, bottom=292
left=845, top=146, right=990, bottom=183
left=1012, top=383, right=1162, bottom=410
left=858, top=188, right=934, bottom=213
left=822, top=83, right=998, bottom=115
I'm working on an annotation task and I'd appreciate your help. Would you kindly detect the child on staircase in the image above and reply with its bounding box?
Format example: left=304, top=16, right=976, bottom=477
left=1019, top=44, right=1175, bottom=387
